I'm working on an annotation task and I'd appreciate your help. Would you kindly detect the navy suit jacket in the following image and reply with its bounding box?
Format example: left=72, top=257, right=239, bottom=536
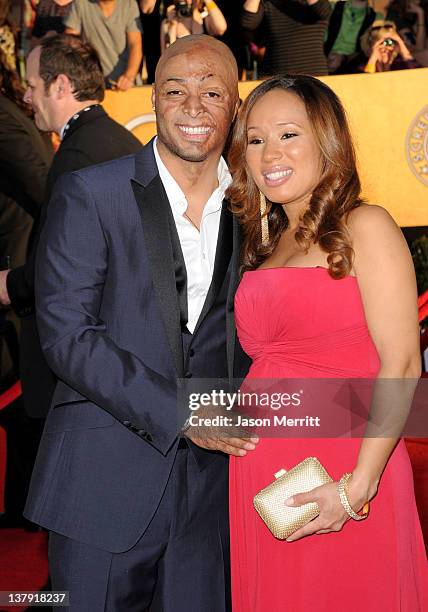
left=24, top=141, right=249, bottom=552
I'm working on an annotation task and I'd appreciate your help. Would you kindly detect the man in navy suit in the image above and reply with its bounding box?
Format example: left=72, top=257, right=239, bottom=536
left=25, top=35, right=257, bottom=611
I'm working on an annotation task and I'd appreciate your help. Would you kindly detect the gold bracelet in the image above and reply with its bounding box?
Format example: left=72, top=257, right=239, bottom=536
left=338, top=473, right=370, bottom=521
left=205, top=0, right=217, bottom=10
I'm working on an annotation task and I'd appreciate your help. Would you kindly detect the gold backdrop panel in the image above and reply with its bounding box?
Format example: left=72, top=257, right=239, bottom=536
left=103, top=69, right=428, bottom=227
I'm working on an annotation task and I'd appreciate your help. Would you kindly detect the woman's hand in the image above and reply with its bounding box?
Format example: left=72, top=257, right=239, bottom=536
left=384, top=31, right=414, bottom=59
left=166, top=4, right=178, bottom=22
left=284, top=476, right=373, bottom=542
left=367, top=38, right=387, bottom=66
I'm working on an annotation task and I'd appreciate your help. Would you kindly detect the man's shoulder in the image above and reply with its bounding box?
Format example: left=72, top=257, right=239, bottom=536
left=93, top=111, right=140, bottom=139
left=72, top=0, right=95, bottom=11
left=61, top=140, right=155, bottom=190
left=67, top=110, right=140, bottom=147
left=121, top=0, right=140, bottom=15
left=67, top=152, right=138, bottom=186
left=70, top=0, right=99, bottom=21
left=54, top=110, right=142, bottom=174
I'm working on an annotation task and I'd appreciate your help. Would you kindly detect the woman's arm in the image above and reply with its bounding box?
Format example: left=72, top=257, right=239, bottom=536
left=243, top=0, right=261, bottom=11
left=242, top=0, right=264, bottom=30
left=202, top=0, right=227, bottom=36
left=116, top=31, right=143, bottom=91
left=345, top=205, right=420, bottom=502
left=160, top=18, right=170, bottom=54
left=285, top=205, right=420, bottom=541
left=140, top=0, right=157, bottom=14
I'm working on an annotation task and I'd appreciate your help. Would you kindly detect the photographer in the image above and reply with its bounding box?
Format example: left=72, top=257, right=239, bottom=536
left=160, top=0, right=227, bottom=53
left=359, top=19, right=420, bottom=71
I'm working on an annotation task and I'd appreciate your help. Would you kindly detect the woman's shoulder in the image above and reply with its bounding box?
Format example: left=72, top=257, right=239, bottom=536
left=346, top=204, right=408, bottom=263
left=346, top=204, right=399, bottom=237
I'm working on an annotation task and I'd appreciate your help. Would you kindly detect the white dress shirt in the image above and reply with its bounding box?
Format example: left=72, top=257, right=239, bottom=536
left=153, top=138, right=231, bottom=333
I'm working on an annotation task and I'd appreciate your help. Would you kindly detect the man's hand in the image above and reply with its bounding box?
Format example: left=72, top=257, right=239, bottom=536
left=184, top=404, right=259, bottom=456
left=186, top=431, right=259, bottom=456
left=116, top=74, right=135, bottom=91
left=0, top=270, right=11, bottom=306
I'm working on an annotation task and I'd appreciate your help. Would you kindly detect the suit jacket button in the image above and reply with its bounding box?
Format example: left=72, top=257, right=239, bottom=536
left=145, top=433, right=153, bottom=442
left=185, top=372, right=192, bottom=378
left=137, top=429, right=145, bottom=436
left=123, top=420, right=131, bottom=427
left=189, top=349, right=195, bottom=357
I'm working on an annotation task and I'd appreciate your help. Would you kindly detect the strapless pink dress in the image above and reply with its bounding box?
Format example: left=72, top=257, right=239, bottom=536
left=230, top=267, right=428, bottom=612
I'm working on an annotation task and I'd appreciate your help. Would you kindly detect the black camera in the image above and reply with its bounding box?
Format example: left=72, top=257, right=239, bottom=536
left=175, top=0, right=193, bottom=17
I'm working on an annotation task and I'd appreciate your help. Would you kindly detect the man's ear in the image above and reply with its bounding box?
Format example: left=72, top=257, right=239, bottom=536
left=151, top=87, right=156, bottom=111
left=54, top=74, right=72, bottom=99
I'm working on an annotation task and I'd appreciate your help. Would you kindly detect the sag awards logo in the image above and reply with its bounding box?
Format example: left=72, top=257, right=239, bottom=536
left=125, top=113, right=156, bottom=133
left=406, top=105, right=428, bottom=187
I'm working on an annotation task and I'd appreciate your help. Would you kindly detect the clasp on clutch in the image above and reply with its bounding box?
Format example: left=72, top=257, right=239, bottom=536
left=274, top=469, right=287, bottom=479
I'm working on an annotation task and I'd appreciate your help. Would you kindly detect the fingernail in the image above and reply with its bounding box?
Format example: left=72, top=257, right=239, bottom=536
left=285, top=497, right=294, bottom=506
left=244, top=443, right=256, bottom=450
left=286, top=538, right=293, bottom=542
left=250, top=436, right=259, bottom=443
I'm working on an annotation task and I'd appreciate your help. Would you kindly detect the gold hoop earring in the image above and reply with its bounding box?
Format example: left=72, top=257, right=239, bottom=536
left=260, top=191, right=269, bottom=246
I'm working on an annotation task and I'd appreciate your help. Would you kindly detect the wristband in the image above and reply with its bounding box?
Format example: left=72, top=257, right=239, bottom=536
left=364, top=62, right=376, bottom=73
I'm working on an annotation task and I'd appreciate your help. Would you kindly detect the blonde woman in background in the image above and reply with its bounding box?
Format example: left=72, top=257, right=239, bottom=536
left=0, top=0, right=16, bottom=70
left=360, top=19, right=419, bottom=71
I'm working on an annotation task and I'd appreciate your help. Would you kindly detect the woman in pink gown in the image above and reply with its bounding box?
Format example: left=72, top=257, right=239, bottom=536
left=226, top=75, right=428, bottom=611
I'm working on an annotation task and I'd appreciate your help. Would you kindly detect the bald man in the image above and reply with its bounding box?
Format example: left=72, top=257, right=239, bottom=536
left=24, top=35, right=253, bottom=611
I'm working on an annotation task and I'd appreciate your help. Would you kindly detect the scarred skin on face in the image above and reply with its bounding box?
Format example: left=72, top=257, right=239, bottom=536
left=152, top=35, right=239, bottom=171
left=155, top=34, right=239, bottom=96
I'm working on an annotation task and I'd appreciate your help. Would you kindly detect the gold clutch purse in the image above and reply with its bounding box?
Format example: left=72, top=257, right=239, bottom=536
left=253, top=457, right=333, bottom=540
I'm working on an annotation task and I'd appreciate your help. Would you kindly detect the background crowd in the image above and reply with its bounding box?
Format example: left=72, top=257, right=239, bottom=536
left=2, top=0, right=427, bottom=90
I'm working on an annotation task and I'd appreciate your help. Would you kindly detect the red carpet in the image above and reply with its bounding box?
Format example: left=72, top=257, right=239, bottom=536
left=0, top=443, right=425, bottom=611
left=0, top=529, right=48, bottom=612
left=406, top=438, right=428, bottom=550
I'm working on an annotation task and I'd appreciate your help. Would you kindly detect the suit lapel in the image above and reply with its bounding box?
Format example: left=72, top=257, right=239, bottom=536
left=131, top=142, right=238, bottom=380
left=193, top=200, right=233, bottom=336
left=131, top=174, right=185, bottom=378
left=226, top=215, right=243, bottom=381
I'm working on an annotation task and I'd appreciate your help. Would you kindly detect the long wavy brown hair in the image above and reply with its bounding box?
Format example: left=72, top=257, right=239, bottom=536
left=226, top=75, right=364, bottom=279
